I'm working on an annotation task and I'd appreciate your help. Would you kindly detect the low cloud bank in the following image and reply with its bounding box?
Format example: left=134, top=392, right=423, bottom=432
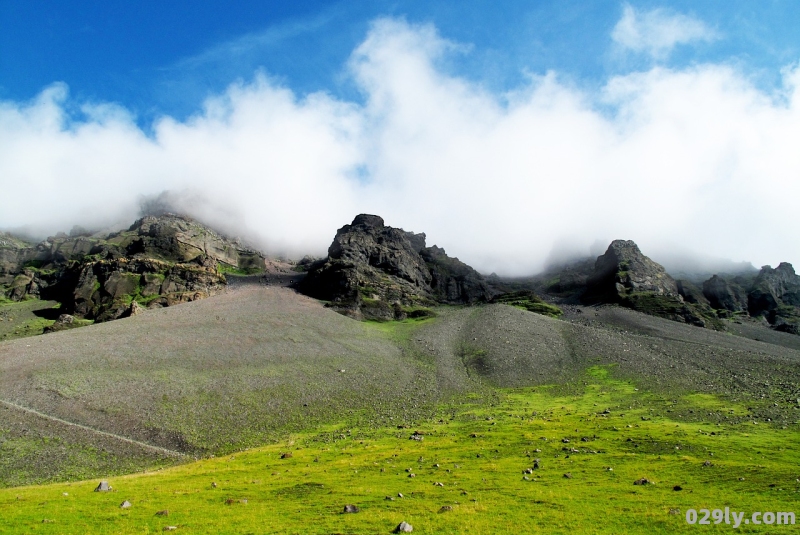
left=1, top=18, right=799, bottom=275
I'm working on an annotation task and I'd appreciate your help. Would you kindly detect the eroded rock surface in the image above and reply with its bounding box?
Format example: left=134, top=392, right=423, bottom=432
left=582, top=240, right=712, bottom=327
left=1, top=214, right=267, bottom=324
left=300, top=214, right=493, bottom=319
left=583, top=240, right=679, bottom=303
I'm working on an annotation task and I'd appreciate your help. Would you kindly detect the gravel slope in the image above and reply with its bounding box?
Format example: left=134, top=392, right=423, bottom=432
left=2, top=287, right=799, bottom=487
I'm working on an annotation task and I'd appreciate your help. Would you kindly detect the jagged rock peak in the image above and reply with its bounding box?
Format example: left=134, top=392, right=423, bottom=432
left=351, top=214, right=385, bottom=228
left=329, top=214, right=427, bottom=259
left=581, top=239, right=712, bottom=327
left=299, top=214, right=491, bottom=319
left=584, top=239, right=678, bottom=303
left=747, top=262, right=800, bottom=325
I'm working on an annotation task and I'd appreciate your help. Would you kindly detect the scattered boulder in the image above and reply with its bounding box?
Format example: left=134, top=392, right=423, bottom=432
left=56, top=314, right=74, bottom=325
left=563, top=473, right=573, bottom=479
left=633, top=478, right=652, bottom=485
left=155, top=510, right=169, bottom=516
left=126, top=301, right=144, bottom=317
left=120, top=500, right=132, bottom=509
left=394, top=521, right=413, bottom=533
left=343, top=504, right=360, bottom=513
left=94, top=481, right=111, bottom=492
left=280, top=452, right=293, bottom=459
left=44, top=314, right=79, bottom=334
left=438, top=505, right=453, bottom=513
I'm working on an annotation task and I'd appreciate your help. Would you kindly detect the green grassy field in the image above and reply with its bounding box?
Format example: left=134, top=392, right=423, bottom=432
left=2, top=365, right=797, bottom=534
left=0, top=299, right=59, bottom=341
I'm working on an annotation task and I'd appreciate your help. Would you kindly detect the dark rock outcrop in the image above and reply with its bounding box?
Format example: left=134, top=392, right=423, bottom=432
left=746, top=263, right=800, bottom=333
left=676, top=280, right=709, bottom=306
left=583, top=240, right=679, bottom=303
left=702, top=275, right=748, bottom=312
left=1, top=214, right=267, bottom=326
left=582, top=240, right=713, bottom=328
left=747, top=263, right=800, bottom=315
left=69, top=255, right=225, bottom=322
left=300, top=215, right=493, bottom=319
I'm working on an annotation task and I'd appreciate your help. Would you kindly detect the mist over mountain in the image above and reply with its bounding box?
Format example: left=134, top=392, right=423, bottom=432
left=2, top=19, right=799, bottom=275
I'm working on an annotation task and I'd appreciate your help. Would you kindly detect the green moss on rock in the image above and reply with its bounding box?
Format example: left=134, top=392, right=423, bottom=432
left=491, top=291, right=563, bottom=318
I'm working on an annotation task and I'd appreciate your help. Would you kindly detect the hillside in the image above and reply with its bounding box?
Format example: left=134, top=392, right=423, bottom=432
left=2, top=280, right=800, bottom=488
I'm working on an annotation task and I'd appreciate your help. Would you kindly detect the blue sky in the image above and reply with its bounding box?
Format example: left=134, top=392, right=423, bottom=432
left=1, top=1, right=800, bottom=274
left=3, top=1, right=798, bottom=123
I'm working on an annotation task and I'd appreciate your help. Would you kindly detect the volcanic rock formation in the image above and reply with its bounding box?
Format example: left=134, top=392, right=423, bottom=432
left=0, top=214, right=266, bottom=322
left=581, top=240, right=712, bottom=327
left=746, top=263, right=800, bottom=333
left=299, top=214, right=493, bottom=319
left=583, top=240, right=679, bottom=303
left=702, top=275, right=748, bottom=313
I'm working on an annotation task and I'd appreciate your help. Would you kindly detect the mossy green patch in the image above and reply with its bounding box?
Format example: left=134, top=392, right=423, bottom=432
left=218, top=263, right=263, bottom=276
left=364, top=315, right=437, bottom=344
left=492, top=291, right=563, bottom=318
left=0, top=299, right=60, bottom=340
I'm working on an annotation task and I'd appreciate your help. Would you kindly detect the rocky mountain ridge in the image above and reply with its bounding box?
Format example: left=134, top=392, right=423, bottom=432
left=4, top=212, right=798, bottom=335
left=528, top=240, right=800, bottom=334
left=1, top=214, right=267, bottom=323
left=299, top=214, right=494, bottom=319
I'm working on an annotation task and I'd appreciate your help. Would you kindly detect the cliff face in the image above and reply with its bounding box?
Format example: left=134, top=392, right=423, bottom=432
left=1, top=214, right=267, bottom=322
left=745, top=263, right=800, bottom=334
left=702, top=275, right=748, bottom=312
left=300, top=214, right=493, bottom=319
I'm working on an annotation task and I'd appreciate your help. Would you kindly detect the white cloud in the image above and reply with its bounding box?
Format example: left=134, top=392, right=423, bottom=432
left=612, top=3, right=718, bottom=59
left=1, top=18, right=799, bottom=275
